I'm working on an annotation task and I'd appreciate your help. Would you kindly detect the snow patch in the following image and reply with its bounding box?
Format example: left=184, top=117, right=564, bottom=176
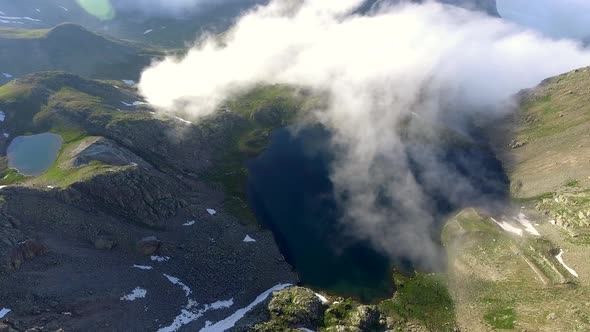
left=183, top=220, right=196, bottom=226
left=133, top=265, right=153, bottom=270
left=58, top=6, right=69, bottom=12
left=243, top=235, right=256, bottom=243
left=556, top=250, right=579, bottom=278
left=0, top=111, right=5, bottom=121
left=516, top=213, right=540, bottom=236
left=491, top=218, right=523, bottom=236
left=35, top=9, right=41, bottom=12
left=173, top=116, right=192, bottom=124
left=200, top=283, right=292, bottom=332
left=298, top=329, right=315, bottom=332
left=151, top=255, right=170, bottom=262
left=0, top=16, right=41, bottom=22
left=144, top=29, right=153, bottom=35
left=207, top=209, right=217, bottom=216
left=315, top=293, right=328, bottom=304
left=3, top=133, right=9, bottom=138
left=0, top=308, right=11, bottom=319
left=122, top=101, right=146, bottom=107
left=164, top=274, right=192, bottom=297
left=208, top=299, right=234, bottom=310
left=2, top=73, right=12, bottom=78
left=120, top=287, right=147, bottom=301
left=121, top=80, right=136, bottom=85
left=158, top=298, right=233, bottom=332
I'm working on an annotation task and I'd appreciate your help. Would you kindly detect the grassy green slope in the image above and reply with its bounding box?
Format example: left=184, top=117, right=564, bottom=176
left=443, top=208, right=590, bottom=331
left=508, top=67, right=590, bottom=198
left=0, top=72, right=153, bottom=186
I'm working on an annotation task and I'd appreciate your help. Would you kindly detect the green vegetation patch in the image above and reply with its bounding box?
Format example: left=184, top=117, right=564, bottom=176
left=379, top=273, right=456, bottom=332
left=483, top=307, right=516, bottom=329
left=0, top=27, right=48, bottom=39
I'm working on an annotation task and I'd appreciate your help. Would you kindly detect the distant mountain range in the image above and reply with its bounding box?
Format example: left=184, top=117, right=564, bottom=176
left=0, top=0, right=263, bottom=48
left=0, top=23, right=160, bottom=85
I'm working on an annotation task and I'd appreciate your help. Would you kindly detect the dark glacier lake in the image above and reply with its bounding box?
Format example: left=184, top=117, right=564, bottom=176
left=7, top=133, right=62, bottom=176
left=246, top=125, right=508, bottom=302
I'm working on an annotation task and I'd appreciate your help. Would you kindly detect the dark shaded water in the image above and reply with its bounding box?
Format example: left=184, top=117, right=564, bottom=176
left=7, top=133, right=62, bottom=176
left=247, top=125, right=508, bottom=301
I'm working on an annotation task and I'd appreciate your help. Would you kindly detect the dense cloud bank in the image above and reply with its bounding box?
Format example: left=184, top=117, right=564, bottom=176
left=139, top=0, right=590, bottom=266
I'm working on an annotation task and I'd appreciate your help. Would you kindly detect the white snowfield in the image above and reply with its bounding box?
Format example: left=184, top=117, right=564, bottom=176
left=491, top=218, right=523, bottom=236
left=158, top=298, right=234, bottom=332
left=0, top=308, right=11, bottom=319
left=516, top=213, right=540, bottom=236
left=120, top=287, right=147, bottom=301
left=556, top=250, right=579, bottom=278
left=243, top=235, right=256, bottom=243
left=491, top=213, right=541, bottom=237
left=200, top=283, right=292, bottom=332
left=158, top=273, right=234, bottom=332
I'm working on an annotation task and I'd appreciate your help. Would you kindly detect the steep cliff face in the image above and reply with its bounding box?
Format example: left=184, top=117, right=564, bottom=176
left=439, top=0, right=499, bottom=16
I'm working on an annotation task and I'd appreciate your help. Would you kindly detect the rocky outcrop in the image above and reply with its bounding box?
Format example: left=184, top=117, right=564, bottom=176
left=58, top=168, right=187, bottom=227
left=0, top=213, right=23, bottom=261
left=93, top=235, right=118, bottom=250
left=70, top=137, right=151, bottom=169
left=269, top=287, right=325, bottom=327
left=324, top=301, right=386, bottom=332
left=2, top=239, right=48, bottom=272
left=136, top=236, right=161, bottom=255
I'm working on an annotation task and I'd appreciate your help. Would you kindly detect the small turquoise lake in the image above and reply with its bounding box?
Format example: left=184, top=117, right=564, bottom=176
left=7, top=133, right=63, bottom=176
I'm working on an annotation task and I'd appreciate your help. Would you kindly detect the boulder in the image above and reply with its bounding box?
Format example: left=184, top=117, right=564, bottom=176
left=136, top=236, right=161, bottom=255
left=94, top=235, right=118, bottom=250
left=4, top=239, right=48, bottom=271
left=348, top=305, right=383, bottom=331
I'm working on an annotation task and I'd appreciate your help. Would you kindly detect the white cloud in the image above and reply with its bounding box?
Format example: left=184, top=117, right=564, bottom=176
left=139, top=0, right=590, bottom=266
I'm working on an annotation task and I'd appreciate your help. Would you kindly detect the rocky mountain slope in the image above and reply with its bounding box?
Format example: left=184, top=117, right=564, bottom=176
left=0, top=72, right=298, bottom=331
left=0, top=37, right=588, bottom=332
